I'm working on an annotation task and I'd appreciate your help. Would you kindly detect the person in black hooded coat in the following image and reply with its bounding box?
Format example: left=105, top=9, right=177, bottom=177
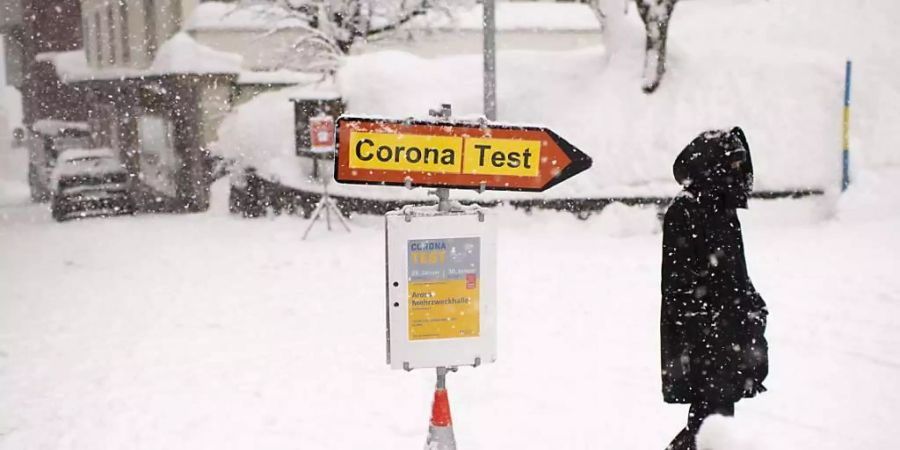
left=661, top=127, right=769, bottom=450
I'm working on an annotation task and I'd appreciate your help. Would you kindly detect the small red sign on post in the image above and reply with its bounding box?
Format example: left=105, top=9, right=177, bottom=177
left=309, top=116, right=336, bottom=154
left=334, top=116, right=592, bottom=192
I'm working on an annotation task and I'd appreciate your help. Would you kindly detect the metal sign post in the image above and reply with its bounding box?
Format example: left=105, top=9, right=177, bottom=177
left=483, top=0, right=497, bottom=120
left=429, top=106, right=459, bottom=399
left=335, top=104, right=592, bottom=449
left=385, top=204, right=495, bottom=371
left=841, top=59, right=853, bottom=192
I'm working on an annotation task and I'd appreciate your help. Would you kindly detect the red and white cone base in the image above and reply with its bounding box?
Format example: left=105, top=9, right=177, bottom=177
left=424, top=389, right=456, bottom=450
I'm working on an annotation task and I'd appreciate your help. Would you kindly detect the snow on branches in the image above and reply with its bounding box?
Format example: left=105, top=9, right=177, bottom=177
left=634, top=0, right=677, bottom=93
left=590, top=0, right=679, bottom=93
left=235, top=0, right=458, bottom=74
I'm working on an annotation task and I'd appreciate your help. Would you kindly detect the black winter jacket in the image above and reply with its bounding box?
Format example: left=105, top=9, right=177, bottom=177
left=660, top=128, right=769, bottom=404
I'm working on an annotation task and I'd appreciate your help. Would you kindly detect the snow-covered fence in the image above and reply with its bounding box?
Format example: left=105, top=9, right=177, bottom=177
left=228, top=168, right=823, bottom=220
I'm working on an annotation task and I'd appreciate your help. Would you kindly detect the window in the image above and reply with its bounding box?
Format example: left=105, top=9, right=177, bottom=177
left=93, top=104, right=117, bottom=148
left=137, top=115, right=179, bottom=198
left=94, top=10, right=103, bottom=67
left=119, top=1, right=130, bottom=63
left=82, top=14, right=94, bottom=66
left=106, top=6, right=115, bottom=65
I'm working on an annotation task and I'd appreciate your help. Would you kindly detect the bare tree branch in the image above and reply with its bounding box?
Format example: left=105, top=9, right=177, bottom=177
left=233, top=0, right=461, bottom=72
left=366, top=2, right=429, bottom=38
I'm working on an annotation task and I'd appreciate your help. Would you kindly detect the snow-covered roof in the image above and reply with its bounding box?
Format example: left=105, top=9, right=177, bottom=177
left=31, top=119, right=90, bottom=136
left=39, top=33, right=242, bottom=83
left=35, top=51, right=97, bottom=82
left=150, top=33, right=243, bottom=74
left=41, top=33, right=322, bottom=86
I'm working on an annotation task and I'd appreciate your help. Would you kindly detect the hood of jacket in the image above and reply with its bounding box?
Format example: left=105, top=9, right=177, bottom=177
left=673, top=127, right=754, bottom=209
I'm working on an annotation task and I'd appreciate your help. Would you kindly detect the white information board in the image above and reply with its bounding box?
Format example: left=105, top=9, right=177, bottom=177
left=385, top=207, right=498, bottom=370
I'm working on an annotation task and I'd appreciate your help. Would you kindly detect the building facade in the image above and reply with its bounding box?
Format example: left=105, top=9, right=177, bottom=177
left=1, top=0, right=88, bottom=125
left=79, top=0, right=198, bottom=69
left=71, top=0, right=235, bottom=212
left=0, top=0, right=243, bottom=211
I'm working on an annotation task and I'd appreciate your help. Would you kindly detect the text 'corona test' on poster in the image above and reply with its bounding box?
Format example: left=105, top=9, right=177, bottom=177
left=407, top=237, right=481, bottom=341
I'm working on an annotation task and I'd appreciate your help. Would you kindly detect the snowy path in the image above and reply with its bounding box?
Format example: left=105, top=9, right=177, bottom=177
left=1, top=186, right=898, bottom=449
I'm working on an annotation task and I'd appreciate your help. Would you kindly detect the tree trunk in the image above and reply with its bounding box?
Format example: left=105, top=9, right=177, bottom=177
left=636, top=0, right=677, bottom=93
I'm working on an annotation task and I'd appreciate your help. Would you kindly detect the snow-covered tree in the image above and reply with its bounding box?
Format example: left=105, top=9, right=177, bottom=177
left=591, top=0, right=678, bottom=93
left=634, top=0, right=678, bottom=93
left=239, top=0, right=452, bottom=73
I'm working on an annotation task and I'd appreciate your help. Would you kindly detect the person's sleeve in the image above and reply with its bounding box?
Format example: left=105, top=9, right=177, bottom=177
left=661, top=205, right=701, bottom=297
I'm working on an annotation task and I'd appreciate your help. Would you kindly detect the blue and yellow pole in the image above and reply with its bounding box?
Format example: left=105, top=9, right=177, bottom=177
left=841, top=60, right=852, bottom=192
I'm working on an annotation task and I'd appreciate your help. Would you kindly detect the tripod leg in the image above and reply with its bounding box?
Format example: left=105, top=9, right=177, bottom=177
left=329, top=197, right=351, bottom=232
left=325, top=195, right=332, bottom=231
left=302, top=199, right=327, bottom=240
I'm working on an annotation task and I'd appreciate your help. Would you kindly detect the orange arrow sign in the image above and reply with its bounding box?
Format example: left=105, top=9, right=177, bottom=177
left=334, top=116, right=592, bottom=192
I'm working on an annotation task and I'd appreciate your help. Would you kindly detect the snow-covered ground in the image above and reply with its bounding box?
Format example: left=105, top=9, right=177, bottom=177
left=4, top=0, right=900, bottom=447
left=2, top=124, right=900, bottom=448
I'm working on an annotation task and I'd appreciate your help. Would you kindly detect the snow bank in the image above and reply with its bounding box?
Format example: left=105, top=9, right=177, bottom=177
left=336, top=47, right=843, bottom=196
left=213, top=85, right=300, bottom=169
left=217, top=47, right=838, bottom=199
left=835, top=168, right=900, bottom=222
left=150, top=33, right=243, bottom=75
left=215, top=0, right=900, bottom=201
